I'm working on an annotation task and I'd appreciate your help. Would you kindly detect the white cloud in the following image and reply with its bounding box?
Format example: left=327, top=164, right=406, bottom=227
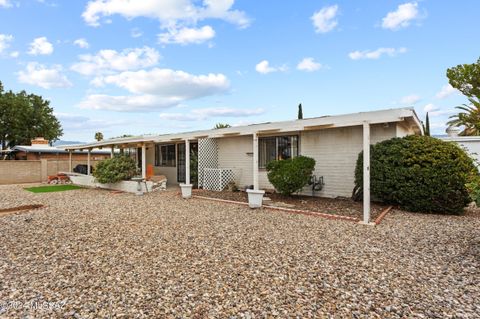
left=28, top=37, right=54, bottom=55
left=82, top=0, right=249, bottom=47
left=79, top=68, right=230, bottom=112
left=101, top=68, right=229, bottom=96
left=73, top=38, right=89, bottom=49
left=158, top=107, right=265, bottom=121
left=423, top=103, right=439, bottom=113
left=382, top=2, right=419, bottom=30
left=0, top=0, right=12, bottom=8
left=311, top=5, right=339, bottom=33
left=78, top=94, right=182, bottom=112
left=400, top=94, right=420, bottom=105
left=17, top=62, right=72, bottom=89
left=435, top=84, right=457, bottom=99
left=71, top=46, right=160, bottom=76
left=348, top=47, right=407, bottom=60
left=297, top=57, right=322, bottom=72
left=255, top=60, right=288, bottom=74
left=10, top=51, right=19, bottom=58
left=158, top=25, right=215, bottom=45
left=0, top=34, right=13, bottom=54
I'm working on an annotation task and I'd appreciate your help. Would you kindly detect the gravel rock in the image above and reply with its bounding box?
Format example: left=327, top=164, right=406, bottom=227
left=0, top=184, right=479, bottom=318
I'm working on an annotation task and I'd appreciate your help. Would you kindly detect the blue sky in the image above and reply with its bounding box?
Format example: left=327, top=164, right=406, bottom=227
left=0, top=0, right=478, bottom=141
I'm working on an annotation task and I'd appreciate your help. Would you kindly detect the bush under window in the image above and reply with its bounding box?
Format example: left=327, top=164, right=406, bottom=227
left=93, top=155, right=138, bottom=184
left=354, top=135, right=477, bottom=214
left=266, top=156, right=316, bottom=196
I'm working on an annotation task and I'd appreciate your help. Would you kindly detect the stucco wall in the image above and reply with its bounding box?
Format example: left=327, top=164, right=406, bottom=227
left=217, top=123, right=400, bottom=197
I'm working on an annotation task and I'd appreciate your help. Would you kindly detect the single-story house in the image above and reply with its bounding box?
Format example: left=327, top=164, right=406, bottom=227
left=63, top=107, right=423, bottom=223
left=4, top=137, right=112, bottom=161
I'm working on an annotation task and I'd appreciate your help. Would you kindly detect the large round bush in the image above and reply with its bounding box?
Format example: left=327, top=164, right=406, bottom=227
left=266, top=156, right=316, bottom=196
left=354, top=135, right=477, bottom=214
left=93, top=155, right=138, bottom=184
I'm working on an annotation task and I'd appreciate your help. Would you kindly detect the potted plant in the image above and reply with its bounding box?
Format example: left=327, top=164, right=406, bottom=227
left=180, top=183, right=193, bottom=199
left=246, top=188, right=265, bottom=208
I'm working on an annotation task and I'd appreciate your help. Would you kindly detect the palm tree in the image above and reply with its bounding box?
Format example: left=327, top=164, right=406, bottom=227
left=94, top=132, right=104, bottom=141
left=447, top=99, right=480, bottom=136
left=214, top=123, right=231, bottom=129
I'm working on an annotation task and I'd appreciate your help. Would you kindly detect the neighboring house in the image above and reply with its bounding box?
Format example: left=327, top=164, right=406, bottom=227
left=6, top=137, right=111, bottom=161
left=63, top=107, right=422, bottom=200
left=439, top=127, right=480, bottom=165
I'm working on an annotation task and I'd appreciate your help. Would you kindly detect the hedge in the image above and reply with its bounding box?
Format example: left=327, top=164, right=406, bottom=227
left=354, top=135, right=477, bottom=214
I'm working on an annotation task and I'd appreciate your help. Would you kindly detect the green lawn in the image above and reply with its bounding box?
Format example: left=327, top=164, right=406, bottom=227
left=25, top=185, right=83, bottom=193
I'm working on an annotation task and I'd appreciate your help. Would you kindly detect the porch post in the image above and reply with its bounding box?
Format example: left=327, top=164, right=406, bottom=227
left=253, top=132, right=259, bottom=190
left=141, top=143, right=147, bottom=179
left=185, top=139, right=191, bottom=185
left=68, top=150, right=72, bottom=172
left=110, top=145, right=114, bottom=158
left=363, top=121, right=371, bottom=224
left=87, top=149, right=91, bottom=176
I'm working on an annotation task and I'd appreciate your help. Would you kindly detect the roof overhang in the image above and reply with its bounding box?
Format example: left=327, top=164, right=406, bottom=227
left=61, top=107, right=423, bottom=150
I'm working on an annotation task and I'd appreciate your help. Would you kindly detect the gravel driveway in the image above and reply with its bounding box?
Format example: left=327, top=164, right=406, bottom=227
left=0, top=184, right=479, bottom=318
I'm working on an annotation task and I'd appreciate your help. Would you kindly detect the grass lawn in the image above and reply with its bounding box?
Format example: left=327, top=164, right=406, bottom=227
left=24, top=184, right=83, bottom=193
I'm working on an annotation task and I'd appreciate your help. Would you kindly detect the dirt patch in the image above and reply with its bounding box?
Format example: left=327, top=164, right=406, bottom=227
left=0, top=204, right=44, bottom=217
left=193, top=189, right=389, bottom=220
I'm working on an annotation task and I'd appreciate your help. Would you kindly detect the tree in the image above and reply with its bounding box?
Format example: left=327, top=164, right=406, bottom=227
left=214, top=123, right=231, bottom=129
left=0, top=81, right=62, bottom=149
left=95, top=132, right=104, bottom=141
left=422, top=112, right=430, bottom=136
left=447, top=99, right=480, bottom=136
left=446, top=57, right=480, bottom=135
left=447, top=57, right=480, bottom=103
left=297, top=103, right=303, bottom=119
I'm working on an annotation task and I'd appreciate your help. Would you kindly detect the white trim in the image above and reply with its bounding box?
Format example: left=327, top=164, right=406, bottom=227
left=363, top=122, right=370, bottom=224
left=253, top=133, right=259, bottom=190
left=60, top=108, right=422, bottom=151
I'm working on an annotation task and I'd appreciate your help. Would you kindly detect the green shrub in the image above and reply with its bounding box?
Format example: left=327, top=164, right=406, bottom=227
left=466, top=175, right=480, bottom=206
left=354, top=135, right=477, bottom=214
left=266, top=156, right=316, bottom=196
left=93, top=155, right=138, bottom=184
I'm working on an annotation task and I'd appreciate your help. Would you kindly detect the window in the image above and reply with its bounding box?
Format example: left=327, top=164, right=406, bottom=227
left=259, top=135, right=298, bottom=168
left=155, top=144, right=176, bottom=166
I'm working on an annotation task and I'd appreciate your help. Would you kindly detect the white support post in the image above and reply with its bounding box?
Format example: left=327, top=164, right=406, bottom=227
left=185, top=139, right=191, bottom=185
left=253, top=133, right=259, bottom=190
left=141, top=143, right=147, bottom=179
left=111, top=145, right=115, bottom=158
left=363, top=122, right=371, bottom=224
left=87, top=149, right=91, bottom=176
left=68, top=150, right=72, bottom=172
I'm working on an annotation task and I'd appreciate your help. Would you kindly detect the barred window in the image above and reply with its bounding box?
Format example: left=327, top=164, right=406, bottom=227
left=155, top=144, right=176, bottom=166
left=259, top=135, right=298, bottom=168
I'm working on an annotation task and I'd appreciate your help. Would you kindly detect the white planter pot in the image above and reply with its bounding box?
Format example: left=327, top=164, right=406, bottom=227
left=180, top=184, right=193, bottom=199
left=246, top=189, right=265, bottom=208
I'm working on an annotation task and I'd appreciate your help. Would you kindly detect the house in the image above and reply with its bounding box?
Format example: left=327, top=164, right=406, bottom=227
left=6, top=137, right=112, bottom=161
left=63, top=107, right=423, bottom=223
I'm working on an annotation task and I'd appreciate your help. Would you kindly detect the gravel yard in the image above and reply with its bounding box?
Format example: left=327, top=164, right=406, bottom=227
left=193, top=189, right=389, bottom=221
left=0, top=184, right=479, bottom=318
